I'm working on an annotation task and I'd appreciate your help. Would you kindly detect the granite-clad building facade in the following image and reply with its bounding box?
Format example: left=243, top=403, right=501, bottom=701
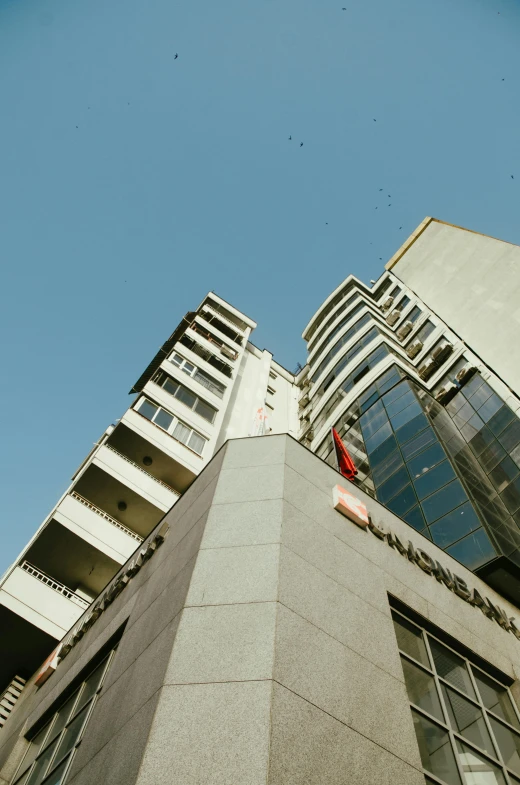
left=2, top=436, right=520, bottom=785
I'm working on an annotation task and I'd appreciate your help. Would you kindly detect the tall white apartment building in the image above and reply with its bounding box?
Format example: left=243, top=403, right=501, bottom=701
left=0, top=292, right=298, bottom=718
left=3, top=216, right=520, bottom=728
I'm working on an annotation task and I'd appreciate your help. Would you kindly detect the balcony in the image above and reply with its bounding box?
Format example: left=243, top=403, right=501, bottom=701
left=188, top=322, right=239, bottom=362
left=55, top=492, right=143, bottom=563
left=198, top=308, right=244, bottom=346
left=0, top=564, right=87, bottom=640
left=119, top=410, right=201, bottom=481
left=93, top=443, right=179, bottom=511
left=0, top=604, right=58, bottom=697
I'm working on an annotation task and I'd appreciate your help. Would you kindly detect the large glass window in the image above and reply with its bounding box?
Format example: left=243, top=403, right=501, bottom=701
left=136, top=397, right=208, bottom=455
left=169, top=352, right=226, bottom=398
left=392, top=608, right=520, bottom=785
left=12, top=652, right=115, bottom=785
left=153, top=370, right=218, bottom=424
left=310, top=313, right=373, bottom=382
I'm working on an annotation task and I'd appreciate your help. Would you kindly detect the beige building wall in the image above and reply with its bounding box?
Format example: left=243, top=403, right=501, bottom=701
left=388, top=217, right=520, bottom=397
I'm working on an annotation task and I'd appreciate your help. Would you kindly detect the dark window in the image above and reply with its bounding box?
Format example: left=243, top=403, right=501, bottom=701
left=403, top=505, right=427, bottom=531
left=501, top=477, right=520, bottom=515
left=369, top=434, right=398, bottom=466
left=488, top=406, right=516, bottom=437
left=401, top=428, right=437, bottom=461
left=446, top=528, right=496, bottom=570
left=416, top=320, right=435, bottom=343
left=385, top=484, right=417, bottom=516
left=413, top=461, right=456, bottom=501
left=428, top=502, right=481, bottom=548
left=384, top=389, right=416, bottom=419
left=408, top=442, right=447, bottom=479
left=478, top=393, right=503, bottom=423
left=395, top=413, right=430, bottom=446
left=377, top=465, right=411, bottom=503
left=365, top=422, right=393, bottom=453
left=489, top=456, right=520, bottom=493
left=390, top=401, right=423, bottom=431
left=499, top=421, right=520, bottom=452
left=421, top=479, right=468, bottom=524
left=382, top=380, right=411, bottom=407
left=372, top=449, right=405, bottom=487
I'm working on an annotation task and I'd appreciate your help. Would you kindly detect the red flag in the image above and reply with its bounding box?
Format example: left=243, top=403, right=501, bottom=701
left=332, top=428, right=358, bottom=481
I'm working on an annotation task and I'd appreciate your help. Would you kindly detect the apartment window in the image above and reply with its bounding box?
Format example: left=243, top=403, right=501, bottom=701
left=269, top=371, right=278, bottom=381
left=12, top=651, right=116, bottom=785
left=407, top=306, right=422, bottom=324
left=310, top=313, right=374, bottom=382
left=416, top=320, right=436, bottom=343
left=392, top=607, right=520, bottom=785
left=136, top=398, right=207, bottom=455
left=179, top=335, right=234, bottom=378
left=267, top=386, right=276, bottom=396
left=395, top=295, right=411, bottom=313
left=169, top=352, right=226, bottom=399
left=153, top=370, right=217, bottom=424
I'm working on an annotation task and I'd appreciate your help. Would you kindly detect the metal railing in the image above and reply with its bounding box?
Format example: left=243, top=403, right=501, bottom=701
left=189, top=322, right=239, bottom=361
left=202, top=302, right=247, bottom=335
left=103, top=444, right=179, bottom=495
left=20, top=562, right=90, bottom=609
left=70, top=491, right=143, bottom=542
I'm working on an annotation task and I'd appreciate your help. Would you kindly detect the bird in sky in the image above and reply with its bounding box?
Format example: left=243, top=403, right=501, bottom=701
left=342, top=6, right=346, bottom=9
left=75, top=125, right=78, bottom=129
left=388, top=204, right=391, bottom=207
left=399, top=226, right=402, bottom=230
left=373, top=118, right=377, bottom=122
left=300, top=142, right=303, bottom=147
left=502, top=78, right=505, bottom=81
left=174, top=53, right=178, bottom=59
left=379, top=188, right=383, bottom=191
left=512, top=175, right=515, bottom=179
left=326, top=222, right=328, bottom=225
left=375, top=207, right=378, bottom=210
left=288, top=135, right=292, bottom=140
left=388, top=194, right=391, bottom=197
left=379, top=257, right=382, bottom=260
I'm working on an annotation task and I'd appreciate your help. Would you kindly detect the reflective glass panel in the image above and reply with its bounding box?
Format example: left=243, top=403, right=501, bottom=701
left=175, top=385, right=197, bottom=408
left=414, top=461, right=457, bottom=501
left=172, top=421, right=190, bottom=444
left=402, top=428, right=438, bottom=461
left=75, top=662, right=107, bottom=713
left=429, top=503, right=481, bottom=549
left=408, top=442, right=447, bottom=480
left=372, top=450, right=405, bottom=487
left=365, top=422, right=393, bottom=453
left=188, top=432, right=206, bottom=455
left=384, top=389, right=416, bottom=419
left=488, top=717, right=520, bottom=775
left=404, top=505, right=427, bottom=532
left=489, top=457, right=519, bottom=493
left=390, top=401, right=423, bottom=432
left=361, top=406, right=388, bottom=440
left=469, top=426, right=496, bottom=458
left=455, top=740, right=506, bottom=785
left=472, top=671, right=519, bottom=729
left=382, top=380, right=411, bottom=406
left=194, top=400, right=216, bottom=422
left=468, top=382, right=494, bottom=410
left=138, top=400, right=157, bottom=421
left=162, top=378, right=179, bottom=396
left=392, top=613, right=430, bottom=666
left=488, top=406, right=516, bottom=438
left=478, top=394, right=503, bottom=423
left=429, top=640, right=476, bottom=699
left=422, top=480, right=468, bottom=524
left=26, top=738, right=59, bottom=785
left=377, top=466, right=410, bottom=503
left=47, top=693, right=79, bottom=744
left=441, top=685, right=495, bottom=756
left=18, top=724, right=52, bottom=778
left=402, top=657, right=444, bottom=721
left=446, top=529, right=496, bottom=571
left=412, top=710, right=461, bottom=785
left=500, top=478, right=520, bottom=515
left=395, top=413, right=430, bottom=446
left=386, top=484, right=417, bottom=517
left=498, top=421, right=520, bottom=452
left=154, top=409, right=174, bottom=430
left=54, top=706, right=90, bottom=764
left=41, top=758, right=69, bottom=785
left=370, top=434, right=399, bottom=466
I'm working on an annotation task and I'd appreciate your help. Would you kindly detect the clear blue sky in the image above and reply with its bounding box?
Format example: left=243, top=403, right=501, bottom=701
left=0, top=0, right=518, bottom=574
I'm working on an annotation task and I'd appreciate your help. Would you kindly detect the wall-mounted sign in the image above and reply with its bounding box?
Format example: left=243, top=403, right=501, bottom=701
left=333, top=484, right=520, bottom=641
left=33, top=524, right=169, bottom=688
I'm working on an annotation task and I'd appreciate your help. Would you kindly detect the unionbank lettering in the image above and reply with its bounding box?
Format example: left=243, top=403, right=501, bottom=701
left=333, top=484, right=520, bottom=640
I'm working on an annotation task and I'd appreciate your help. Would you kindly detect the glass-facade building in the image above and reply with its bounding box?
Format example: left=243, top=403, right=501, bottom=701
left=303, top=273, right=520, bottom=605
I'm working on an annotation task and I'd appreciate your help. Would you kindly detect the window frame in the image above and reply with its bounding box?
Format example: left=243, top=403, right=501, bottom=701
left=135, top=397, right=208, bottom=456
left=392, top=607, right=520, bottom=785
left=12, top=651, right=116, bottom=785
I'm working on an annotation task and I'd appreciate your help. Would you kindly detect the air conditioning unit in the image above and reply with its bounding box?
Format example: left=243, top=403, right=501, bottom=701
left=220, top=345, right=237, bottom=361
left=431, top=343, right=453, bottom=365
left=396, top=320, right=413, bottom=341
left=299, top=392, right=309, bottom=407
left=307, top=428, right=314, bottom=440
left=434, top=382, right=459, bottom=406
left=300, top=414, right=310, bottom=424
left=406, top=340, right=423, bottom=359
left=386, top=310, right=400, bottom=326
left=418, top=357, right=436, bottom=380
left=456, top=365, right=477, bottom=386
left=381, top=296, right=394, bottom=312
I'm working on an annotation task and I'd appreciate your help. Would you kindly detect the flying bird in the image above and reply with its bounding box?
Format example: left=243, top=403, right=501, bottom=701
left=288, top=135, right=292, bottom=140
left=375, top=207, right=378, bottom=210
left=342, top=6, right=346, bottom=9
left=512, top=175, right=515, bottom=179
left=76, top=125, right=78, bottom=129
left=373, top=118, right=377, bottom=122
left=388, top=204, right=391, bottom=207
left=379, top=188, right=383, bottom=191
left=174, top=53, right=179, bottom=59
left=300, top=142, right=303, bottom=147
left=399, top=226, right=402, bottom=230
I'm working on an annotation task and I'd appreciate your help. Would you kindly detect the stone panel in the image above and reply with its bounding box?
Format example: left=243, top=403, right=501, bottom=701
left=186, top=544, right=279, bottom=606
left=201, top=498, right=283, bottom=549
left=135, top=681, right=272, bottom=785
left=267, top=683, right=424, bottom=785
left=165, top=602, right=277, bottom=685
left=212, top=464, right=284, bottom=505
left=223, top=434, right=286, bottom=469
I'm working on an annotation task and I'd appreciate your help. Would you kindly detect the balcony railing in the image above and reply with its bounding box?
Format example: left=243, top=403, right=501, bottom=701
left=189, top=322, right=239, bottom=361
left=202, top=302, right=246, bottom=335
left=70, top=491, right=143, bottom=542
left=103, top=444, right=179, bottom=494
left=20, top=562, right=90, bottom=609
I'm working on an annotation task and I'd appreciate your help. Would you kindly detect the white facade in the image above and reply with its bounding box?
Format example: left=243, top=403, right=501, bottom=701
left=386, top=217, right=520, bottom=398
left=0, top=291, right=299, bottom=701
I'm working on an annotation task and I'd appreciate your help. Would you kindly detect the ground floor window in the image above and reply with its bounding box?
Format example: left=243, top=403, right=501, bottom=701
left=12, top=649, right=116, bottom=785
left=392, top=606, right=520, bottom=785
